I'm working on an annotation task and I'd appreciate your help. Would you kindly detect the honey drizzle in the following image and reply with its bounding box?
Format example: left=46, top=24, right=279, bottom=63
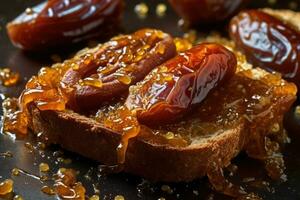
left=2, top=29, right=172, bottom=136
left=97, top=106, right=140, bottom=164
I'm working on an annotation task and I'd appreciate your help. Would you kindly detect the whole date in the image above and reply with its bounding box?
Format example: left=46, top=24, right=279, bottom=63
left=230, top=10, right=300, bottom=88
left=7, top=0, right=124, bottom=51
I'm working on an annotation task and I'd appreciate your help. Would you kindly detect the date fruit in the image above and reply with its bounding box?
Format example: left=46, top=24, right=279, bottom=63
left=6, top=0, right=124, bottom=51
left=125, top=43, right=237, bottom=124
left=62, top=29, right=176, bottom=110
left=168, top=0, right=249, bottom=24
left=230, top=9, right=300, bottom=88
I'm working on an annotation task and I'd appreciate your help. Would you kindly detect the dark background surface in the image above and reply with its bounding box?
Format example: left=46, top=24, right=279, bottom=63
left=1, top=0, right=300, bottom=199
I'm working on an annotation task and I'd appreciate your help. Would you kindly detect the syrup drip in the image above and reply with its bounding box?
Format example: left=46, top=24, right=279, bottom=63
left=97, top=105, right=140, bottom=164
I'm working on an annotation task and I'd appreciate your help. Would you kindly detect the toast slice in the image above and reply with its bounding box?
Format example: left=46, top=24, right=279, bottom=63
left=27, top=37, right=297, bottom=184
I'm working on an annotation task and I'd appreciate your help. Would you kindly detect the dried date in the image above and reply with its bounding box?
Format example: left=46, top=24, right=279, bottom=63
left=62, top=29, right=176, bottom=110
left=125, top=43, right=237, bottom=124
left=6, top=0, right=124, bottom=51
left=168, top=0, right=249, bottom=24
left=230, top=10, right=300, bottom=88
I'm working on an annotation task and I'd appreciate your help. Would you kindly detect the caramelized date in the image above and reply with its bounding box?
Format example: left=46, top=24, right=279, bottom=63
left=62, top=29, right=176, bottom=110
left=7, top=0, right=124, bottom=51
left=126, top=43, right=237, bottom=124
left=230, top=10, right=300, bottom=88
left=168, top=0, right=249, bottom=24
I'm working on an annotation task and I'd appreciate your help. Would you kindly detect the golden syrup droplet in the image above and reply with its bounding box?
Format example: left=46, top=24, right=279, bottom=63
left=0, top=179, right=14, bottom=195
left=71, top=63, right=80, bottom=70
left=163, top=73, right=173, bottom=82
left=89, top=194, right=100, bottom=200
left=41, top=185, right=56, bottom=195
left=39, top=163, right=50, bottom=172
left=25, top=7, right=34, bottom=15
left=0, top=68, right=20, bottom=87
left=117, top=75, right=132, bottom=85
left=13, top=195, right=24, bottom=200
left=11, top=168, right=20, bottom=176
left=114, top=195, right=125, bottom=200
left=79, top=78, right=103, bottom=88
left=174, top=38, right=192, bottom=52
left=159, top=66, right=168, bottom=73
left=134, top=3, right=148, bottom=18
left=156, top=3, right=167, bottom=17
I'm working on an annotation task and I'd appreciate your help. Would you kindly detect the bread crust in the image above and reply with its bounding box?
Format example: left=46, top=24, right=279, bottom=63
left=30, top=105, right=245, bottom=182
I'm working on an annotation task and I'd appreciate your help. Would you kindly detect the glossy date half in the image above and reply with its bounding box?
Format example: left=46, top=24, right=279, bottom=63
left=7, top=0, right=124, bottom=51
left=125, top=43, right=237, bottom=125
left=230, top=10, right=300, bottom=88
left=62, top=29, right=176, bottom=110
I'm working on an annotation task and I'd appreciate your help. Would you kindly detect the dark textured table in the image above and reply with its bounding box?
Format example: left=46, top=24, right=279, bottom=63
left=1, top=0, right=300, bottom=199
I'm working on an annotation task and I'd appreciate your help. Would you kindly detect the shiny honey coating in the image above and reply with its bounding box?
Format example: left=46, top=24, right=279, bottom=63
left=2, top=29, right=176, bottom=135
left=95, top=36, right=297, bottom=175
left=61, top=29, right=176, bottom=110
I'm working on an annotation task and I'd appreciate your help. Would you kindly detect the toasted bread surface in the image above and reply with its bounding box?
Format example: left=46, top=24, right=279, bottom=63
left=30, top=105, right=244, bottom=182
left=29, top=71, right=296, bottom=182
